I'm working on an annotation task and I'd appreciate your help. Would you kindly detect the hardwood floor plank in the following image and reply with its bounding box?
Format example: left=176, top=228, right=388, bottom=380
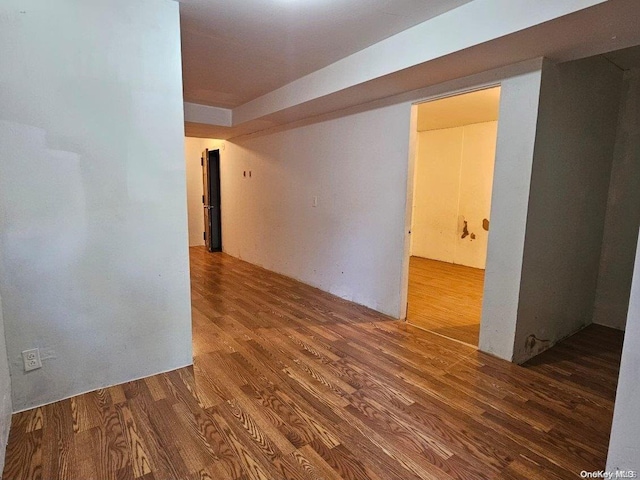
left=206, top=406, right=272, bottom=480
left=101, top=406, right=133, bottom=479
left=24, top=408, right=43, bottom=433
left=116, top=404, right=153, bottom=479
left=3, top=428, right=42, bottom=480
left=41, top=401, right=74, bottom=480
left=192, top=410, right=245, bottom=479
left=297, top=444, right=345, bottom=480
left=241, top=386, right=316, bottom=449
left=107, top=385, right=128, bottom=406
left=407, top=256, right=483, bottom=346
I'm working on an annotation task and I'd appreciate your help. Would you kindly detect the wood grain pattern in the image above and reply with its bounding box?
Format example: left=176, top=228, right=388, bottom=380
left=407, top=256, right=484, bottom=345
left=3, top=247, right=623, bottom=480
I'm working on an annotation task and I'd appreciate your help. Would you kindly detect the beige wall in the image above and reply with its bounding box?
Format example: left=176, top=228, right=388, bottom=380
left=593, top=68, right=640, bottom=331
left=184, top=137, right=225, bottom=247
left=411, top=121, right=497, bottom=269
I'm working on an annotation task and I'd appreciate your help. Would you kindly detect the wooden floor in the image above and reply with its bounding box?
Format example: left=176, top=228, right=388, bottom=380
left=3, top=247, right=624, bottom=480
left=407, top=257, right=484, bottom=346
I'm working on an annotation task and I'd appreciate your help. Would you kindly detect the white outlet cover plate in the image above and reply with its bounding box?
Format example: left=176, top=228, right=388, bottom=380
left=22, top=348, right=42, bottom=372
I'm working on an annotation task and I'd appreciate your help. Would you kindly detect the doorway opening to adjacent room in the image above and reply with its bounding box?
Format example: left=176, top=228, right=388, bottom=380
left=202, top=148, right=222, bottom=252
left=403, top=86, right=501, bottom=346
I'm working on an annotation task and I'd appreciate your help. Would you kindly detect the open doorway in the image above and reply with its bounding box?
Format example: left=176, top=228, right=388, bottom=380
left=406, top=87, right=501, bottom=346
left=202, top=148, right=222, bottom=252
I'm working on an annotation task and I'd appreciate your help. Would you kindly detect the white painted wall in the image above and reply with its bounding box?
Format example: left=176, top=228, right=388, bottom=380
left=0, top=293, right=11, bottom=471
left=412, top=128, right=462, bottom=263
left=184, top=137, right=225, bottom=247
left=223, top=104, right=412, bottom=316
left=0, top=0, right=192, bottom=411
left=512, top=56, right=623, bottom=363
left=224, top=58, right=612, bottom=366
left=221, top=61, right=546, bottom=331
left=478, top=69, right=544, bottom=361
left=607, top=226, right=640, bottom=472
left=411, top=121, right=497, bottom=269
left=457, top=122, right=497, bottom=268
left=593, top=69, right=640, bottom=331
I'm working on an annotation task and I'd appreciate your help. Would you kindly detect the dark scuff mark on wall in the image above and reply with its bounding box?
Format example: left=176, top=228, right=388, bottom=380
left=524, top=334, right=551, bottom=355
left=482, top=218, right=490, bottom=231
left=461, top=221, right=469, bottom=239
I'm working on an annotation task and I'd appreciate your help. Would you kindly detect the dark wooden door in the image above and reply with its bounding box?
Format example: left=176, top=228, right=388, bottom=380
left=202, top=149, right=222, bottom=252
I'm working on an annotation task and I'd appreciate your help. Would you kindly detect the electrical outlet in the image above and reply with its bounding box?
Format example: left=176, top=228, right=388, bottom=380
left=22, top=348, right=42, bottom=372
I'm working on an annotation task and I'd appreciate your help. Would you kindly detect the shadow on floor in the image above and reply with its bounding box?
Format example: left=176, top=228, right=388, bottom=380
left=522, top=324, right=624, bottom=400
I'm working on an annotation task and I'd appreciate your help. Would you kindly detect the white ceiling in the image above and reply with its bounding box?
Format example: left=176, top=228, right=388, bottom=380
left=182, top=0, right=640, bottom=140
left=417, top=87, right=501, bottom=132
left=179, top=0, right=473, bottom=108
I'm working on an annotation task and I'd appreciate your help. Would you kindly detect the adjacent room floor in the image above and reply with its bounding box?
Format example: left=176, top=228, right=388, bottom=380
left=3, top=247, right=624, bottom=480
left=407, top=256, right=484, bottom=346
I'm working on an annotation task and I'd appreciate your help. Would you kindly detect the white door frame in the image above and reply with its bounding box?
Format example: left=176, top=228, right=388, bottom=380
left=399, top=83, right=502, bottom=321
